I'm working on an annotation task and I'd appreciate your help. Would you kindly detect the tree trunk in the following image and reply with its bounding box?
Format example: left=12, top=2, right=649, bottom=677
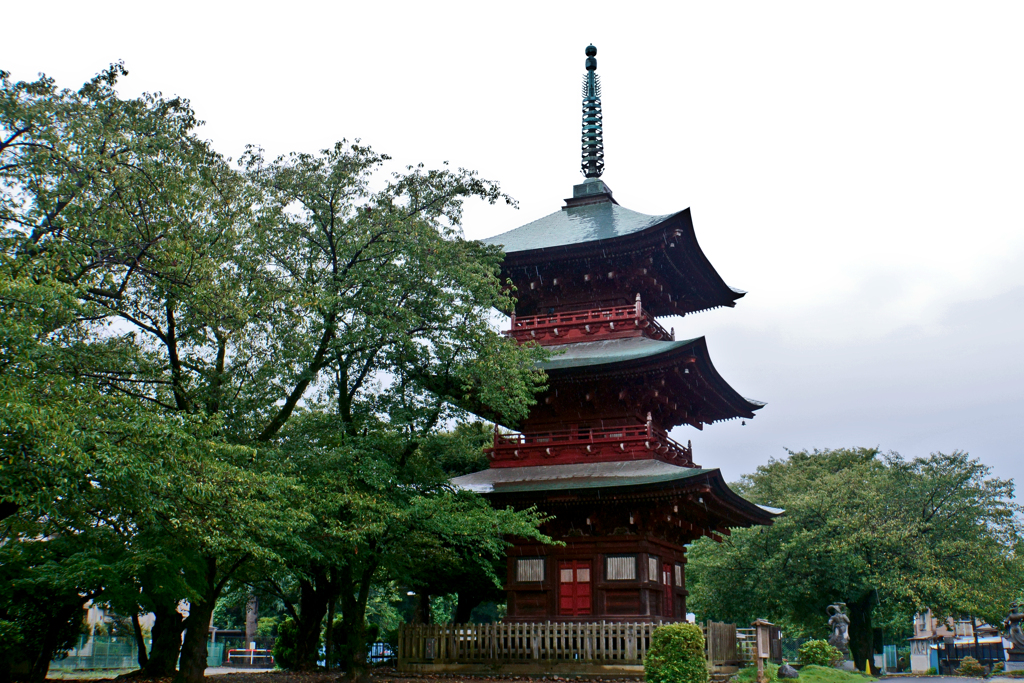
left=131, top=614, right=150, bottom=669
left=847, top=592, right=879, bottom=675
left=454, top=593, right=476, bottom=625
left=176, top=598, right=215, bottom=683
left=340, top=563, right=377, bottom=683
left=174, top=557, right=220, bottom=683
left=293, top=573, right=330, bottom=670
left=324, top=574, right=339, bottom=672
left=145, top=597, right=185, bottom=677
left=972, top=616, right=981, bottom=663
left=245, top=594, right=259, bottom=649
left=26, top=598, right=86, bottom=683
left=413, top=592, right=431, bottom=625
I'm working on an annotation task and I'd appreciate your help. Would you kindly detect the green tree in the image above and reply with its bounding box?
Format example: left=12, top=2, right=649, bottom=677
left=234, top=143, right=549, bottom=680
left=687, top=448, right=1024, bottom=674
left=2, top=64, right=549, bottom=683
left=1, top=64, right=311, bottom=682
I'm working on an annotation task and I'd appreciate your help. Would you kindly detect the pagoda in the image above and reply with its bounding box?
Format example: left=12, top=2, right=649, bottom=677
left=452, top=45, right=779, bottom=622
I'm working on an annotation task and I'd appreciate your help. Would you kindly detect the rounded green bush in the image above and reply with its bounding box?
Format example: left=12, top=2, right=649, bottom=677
left=798, top=639, right=844, bottom=667
left=956, top=656, right=985, bottom=677
left=272, top=617, right=300, bottom=669
left=645, top=622, right=708, bottom=683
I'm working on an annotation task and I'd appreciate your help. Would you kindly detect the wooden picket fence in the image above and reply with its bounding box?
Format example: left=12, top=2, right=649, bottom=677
left=397, top=621, right=760, bottom=666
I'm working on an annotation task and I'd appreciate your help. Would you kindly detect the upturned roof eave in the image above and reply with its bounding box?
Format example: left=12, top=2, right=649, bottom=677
left=485, top=205, right=746, bottom=313
left=539, top=336, right=765, bottom=421
left=450, top=462, right=781, bottom=527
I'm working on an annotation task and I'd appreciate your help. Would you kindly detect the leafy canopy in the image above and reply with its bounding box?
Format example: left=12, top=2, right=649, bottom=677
left=688, top=448, right=1023, bottom=657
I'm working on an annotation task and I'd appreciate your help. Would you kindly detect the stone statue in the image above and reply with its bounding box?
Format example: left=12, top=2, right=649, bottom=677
left=827, top=603, right=851, bottom=654
left=1005, top=602, right=1024, bottom=657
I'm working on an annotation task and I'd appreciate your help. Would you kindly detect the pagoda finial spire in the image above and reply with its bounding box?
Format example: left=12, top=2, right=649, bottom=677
left=581, top=44, right=604, bottom=178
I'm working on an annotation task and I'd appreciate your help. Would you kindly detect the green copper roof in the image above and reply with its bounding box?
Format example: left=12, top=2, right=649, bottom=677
left=481, top=202, right=675, bottom=254
left=540, top=336, right=697, bottom=371
left=450, top=460, right=712, bottom=494
left=450, top=461, right=784, bottom=522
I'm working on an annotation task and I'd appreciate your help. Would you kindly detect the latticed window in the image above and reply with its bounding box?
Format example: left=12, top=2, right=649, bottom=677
left=675, top=563, right=683, bottom=587
left=516, top=558, right=545, bottom=582
left=606, top=555, right=636, bottom=580
left=648, top=555, right=660, bottom=582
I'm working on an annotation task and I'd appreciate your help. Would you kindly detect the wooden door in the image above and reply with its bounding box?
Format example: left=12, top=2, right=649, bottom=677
left=559, top=560, right=592, bottom=616
left=662, top=563, right=674, bottom=618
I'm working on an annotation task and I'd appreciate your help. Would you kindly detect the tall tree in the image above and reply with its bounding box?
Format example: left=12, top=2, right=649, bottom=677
left=687, top=448, right=1024, bottom=673
left=1, top=64, right=311, bottom=682
left=2, top=65, right=549, bottom=683
left=239, top=144, right=551, bottom=680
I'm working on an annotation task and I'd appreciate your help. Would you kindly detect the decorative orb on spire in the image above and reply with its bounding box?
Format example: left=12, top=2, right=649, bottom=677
left=581, top=44, right=604, bottom=178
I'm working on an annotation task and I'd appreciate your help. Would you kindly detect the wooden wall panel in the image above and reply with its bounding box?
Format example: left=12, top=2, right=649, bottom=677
left=604, top=591, right=641, bottom=615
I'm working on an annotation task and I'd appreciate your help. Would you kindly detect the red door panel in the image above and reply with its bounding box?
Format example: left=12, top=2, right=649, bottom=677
left=662, top=563, right=674, bottom=618
left=559, top=560, right=592, bottom=616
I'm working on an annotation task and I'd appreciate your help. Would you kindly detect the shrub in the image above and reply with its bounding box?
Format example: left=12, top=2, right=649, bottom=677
left=798, top=639, right=844, bottom=667
left=645, top=622, right=708, bottom=683
left=925, top=667, right=937, bottom=675
left=272, top=618, right=300, bottom=670
left=955, top=656, right=985, bottom=677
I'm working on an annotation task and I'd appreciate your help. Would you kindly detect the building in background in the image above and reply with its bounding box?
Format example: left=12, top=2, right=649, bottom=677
left=909, top=610, right=1005, bottom=673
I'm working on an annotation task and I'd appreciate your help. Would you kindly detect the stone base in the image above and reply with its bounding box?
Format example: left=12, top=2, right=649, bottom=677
left=838, top=661, right=856, bottom=672
left=1005, top=661, right=1024, bottom=672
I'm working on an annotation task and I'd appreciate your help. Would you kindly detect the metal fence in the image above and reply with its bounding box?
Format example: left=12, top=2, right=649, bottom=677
left=781, top=637, right=810, bottom=663
left=49, top=636, right=226, bottom=671
left=50, top=636, right=141, bottom=671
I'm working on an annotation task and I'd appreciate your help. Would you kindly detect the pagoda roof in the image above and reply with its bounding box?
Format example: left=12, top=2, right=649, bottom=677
left=481, top=202, right=674, bottom=253
left=537, top=336, right=765, bottom=425
left=450, top=460, right=782, bottom=526
left=482, top=203, right=745, bottom=318
left=452, top=459, right=709, bottom=493
left=540, top=336, right=699, bottom=371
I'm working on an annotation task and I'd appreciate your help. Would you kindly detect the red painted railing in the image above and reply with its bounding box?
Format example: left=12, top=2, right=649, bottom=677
left=487, top=420, right=694, bottom=468
left=505, top=300, right=672, bottom=345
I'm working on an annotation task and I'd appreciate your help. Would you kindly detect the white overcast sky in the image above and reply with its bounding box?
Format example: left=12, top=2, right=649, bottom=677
left=5, top=1, right=1023, bottom=486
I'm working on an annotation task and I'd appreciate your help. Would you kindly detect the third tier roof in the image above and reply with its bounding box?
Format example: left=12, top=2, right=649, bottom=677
left=482, top=185, right=744, bottom=318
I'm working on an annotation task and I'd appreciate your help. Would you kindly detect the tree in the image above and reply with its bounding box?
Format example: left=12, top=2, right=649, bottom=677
left=233, top=144, right=549, bottom=680
left=1, top=64, right=309, bottom=682
left=2, top=65, right=549, bottom=683
left=687, top=448, right=1024, bottom=674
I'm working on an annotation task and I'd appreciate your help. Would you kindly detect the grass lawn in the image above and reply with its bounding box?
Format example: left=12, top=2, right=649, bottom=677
left=734, top=663, right=878, bottom=683
left=798, top=665, right=878, bottom=683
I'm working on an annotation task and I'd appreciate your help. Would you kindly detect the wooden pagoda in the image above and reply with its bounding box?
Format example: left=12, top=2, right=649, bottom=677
left=452, top=45, right=779, bottom=623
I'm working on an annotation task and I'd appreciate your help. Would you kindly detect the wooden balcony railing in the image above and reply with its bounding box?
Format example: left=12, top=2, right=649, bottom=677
left=506, top=296, right=673, bottom=346
left=487, top=417, right=694, bottom=468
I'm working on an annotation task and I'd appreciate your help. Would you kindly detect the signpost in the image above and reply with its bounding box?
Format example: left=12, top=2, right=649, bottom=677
left=753, top=619, right=774, bottom=683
